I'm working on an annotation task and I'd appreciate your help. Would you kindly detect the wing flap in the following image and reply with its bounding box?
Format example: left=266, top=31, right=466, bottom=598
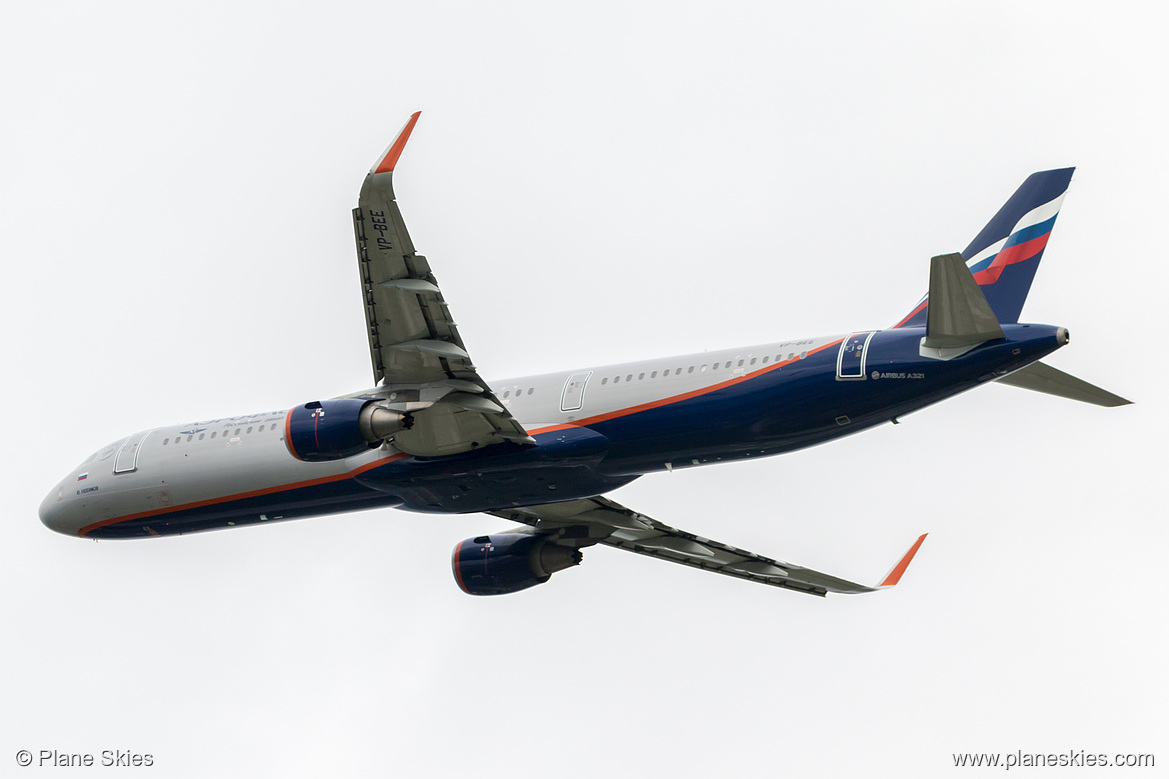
left=352, top=114, right=532, bottom=456
left=489, top=497, right=926, bottom=597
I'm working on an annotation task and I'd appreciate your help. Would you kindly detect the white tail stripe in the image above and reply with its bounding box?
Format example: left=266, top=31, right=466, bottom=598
left=964, top=192, right=1066, bottom=269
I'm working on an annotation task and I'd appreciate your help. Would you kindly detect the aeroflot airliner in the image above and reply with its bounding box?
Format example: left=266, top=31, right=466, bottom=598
left=40, top=113, right=1130, bottom=597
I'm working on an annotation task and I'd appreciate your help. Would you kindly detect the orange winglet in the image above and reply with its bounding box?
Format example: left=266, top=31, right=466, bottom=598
left=879, top=533, right=928, bottom=587
left=372, top=111, right=422, bottom=174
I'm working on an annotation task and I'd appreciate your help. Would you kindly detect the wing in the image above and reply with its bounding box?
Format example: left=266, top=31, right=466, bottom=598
left=489, top=497, right=927, bottom=597
left=353, top=113, right=534, bottom=456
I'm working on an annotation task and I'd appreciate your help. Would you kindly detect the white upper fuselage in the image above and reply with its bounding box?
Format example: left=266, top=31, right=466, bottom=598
left=40, top=335, right=838, bottom=537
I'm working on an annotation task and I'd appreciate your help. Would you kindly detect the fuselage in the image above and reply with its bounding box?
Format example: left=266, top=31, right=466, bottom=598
left=40, top=323, right=1066, bottom=540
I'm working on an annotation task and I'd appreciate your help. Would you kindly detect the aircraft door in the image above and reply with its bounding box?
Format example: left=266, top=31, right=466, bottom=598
left=113, top=430, right=152, bottom=474
left=836, top=332, right=876, bottom=380
left=560, top=371, right=593, bottom=412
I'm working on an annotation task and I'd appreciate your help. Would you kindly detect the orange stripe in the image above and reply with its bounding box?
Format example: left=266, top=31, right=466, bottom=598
left=373, top=112, right=421, bottom=174
left=527, top=339, right=843, bottom=432
left=893, top=300, right=928, bottom=328
left=283, top=408, right=299, bottom=460
left=83, top=340, right=841, bottom=537
left=880, top=533, right=928, bottom=587
left=78, top=452, right=407, bottom=538
left=451, top=540, right=468, bottom=593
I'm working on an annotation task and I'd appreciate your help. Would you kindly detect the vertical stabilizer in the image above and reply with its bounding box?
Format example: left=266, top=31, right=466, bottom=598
left=896, top=168, right=1074, bottom=328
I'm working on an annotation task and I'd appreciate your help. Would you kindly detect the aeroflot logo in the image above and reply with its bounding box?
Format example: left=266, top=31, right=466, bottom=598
left=180, top=427, right=207, bottom=435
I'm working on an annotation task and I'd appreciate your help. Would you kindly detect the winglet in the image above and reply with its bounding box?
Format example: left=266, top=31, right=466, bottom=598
left=878, top=533, right=928, bottom=588
left=370, top=111, right=421, bottom=175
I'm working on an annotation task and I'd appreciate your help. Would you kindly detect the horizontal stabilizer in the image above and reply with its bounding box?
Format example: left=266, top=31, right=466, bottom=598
left=923, top=253, right=1006, bottom=349
left=996, top=362, right=1132, bottom=407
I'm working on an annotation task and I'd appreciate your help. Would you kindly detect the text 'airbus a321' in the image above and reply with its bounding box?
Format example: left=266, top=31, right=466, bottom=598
left=40, top=113, right=1130, bottom=597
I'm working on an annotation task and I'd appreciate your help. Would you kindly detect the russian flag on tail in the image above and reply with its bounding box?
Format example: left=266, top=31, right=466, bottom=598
left=895, top=168, right=1075, bottom=328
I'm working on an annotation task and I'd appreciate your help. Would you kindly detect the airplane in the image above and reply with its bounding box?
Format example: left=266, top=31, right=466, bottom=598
left=39, top=113, right=1130, bottom=597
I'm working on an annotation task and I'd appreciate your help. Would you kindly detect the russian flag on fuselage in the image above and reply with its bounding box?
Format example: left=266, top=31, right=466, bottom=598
left=895, top=167, right=1075, bottom=328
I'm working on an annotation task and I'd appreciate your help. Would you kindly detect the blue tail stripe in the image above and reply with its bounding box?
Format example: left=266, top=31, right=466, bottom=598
left=966, top=214, right=1059, bottom=275
left=1001, top=214, right=1058, bottom=250
left=962, top=168, right=1074, bottom=259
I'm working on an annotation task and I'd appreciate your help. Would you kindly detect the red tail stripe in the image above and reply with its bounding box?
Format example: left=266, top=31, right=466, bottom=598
left=970, top=232, right=1050, bottom=285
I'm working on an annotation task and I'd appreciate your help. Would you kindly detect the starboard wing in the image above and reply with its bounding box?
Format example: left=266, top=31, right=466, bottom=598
left=353, top=113, right=533, bottom=456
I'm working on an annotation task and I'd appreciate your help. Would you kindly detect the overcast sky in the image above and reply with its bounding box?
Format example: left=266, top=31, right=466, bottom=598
left=2, top=2, right=1164, bottom=776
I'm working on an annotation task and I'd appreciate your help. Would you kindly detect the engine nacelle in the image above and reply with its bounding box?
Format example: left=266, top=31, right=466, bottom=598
left=451, top=533, right=582, bottom=596
left=284, top=399, right=410, bottom=462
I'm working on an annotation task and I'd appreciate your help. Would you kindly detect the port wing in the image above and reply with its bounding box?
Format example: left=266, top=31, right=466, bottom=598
left=490, top=497, right=927, bottom=597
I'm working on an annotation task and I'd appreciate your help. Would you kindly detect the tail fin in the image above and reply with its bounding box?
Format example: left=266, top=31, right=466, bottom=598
left=894, top=168, right=1075, bottom=328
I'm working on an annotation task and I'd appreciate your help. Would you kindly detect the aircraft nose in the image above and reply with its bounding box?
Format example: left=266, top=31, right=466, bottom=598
left=39, top=485, right=83, bottom=537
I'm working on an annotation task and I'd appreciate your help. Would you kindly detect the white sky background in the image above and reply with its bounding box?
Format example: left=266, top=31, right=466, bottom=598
left=2, top=2, right=1165, bottom=776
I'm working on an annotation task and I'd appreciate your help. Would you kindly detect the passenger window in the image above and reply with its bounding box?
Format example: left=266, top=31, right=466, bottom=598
left=700, top=365, right=707, bottom=372
left=687, top=366, right=694, bottom=374
left=800, top=351, right=807, bottom=359
left=187, top=435, right=193, bottom=442
left=527, top=388, right=534, bottom=395
left=163, top=438, right=169, bottom=445
left=750, top=358, right=757, bottom=365
left=614, top=376, right=621, bottom=384
left=638, top=373, right=645, bottom=380
left=787, top=353, right=794, bottom=361
left=626, top=374, right=632, bottom=382
left=762, top=356, right=769, bottom=364
left=676, top=368, right=682, bottom=375
left=503, top=391, right=510, bottom=398
left=650, top=371, right=657, bottom=378
left=737, top=359, right=744, bottom=367
left=247, top=427, right=253, bottom=434
left=234, top=429, right=241, bottom=436
left=601, top=378, right=608, bottom=385
left=199, top=433, right=205, bottom=440
left=211, top=431, right=217, bottom=439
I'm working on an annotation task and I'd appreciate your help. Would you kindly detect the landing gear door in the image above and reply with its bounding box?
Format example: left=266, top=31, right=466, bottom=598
left=560, top=371, right=593, bottom=412
left=837, top=332, right=876, bottom=380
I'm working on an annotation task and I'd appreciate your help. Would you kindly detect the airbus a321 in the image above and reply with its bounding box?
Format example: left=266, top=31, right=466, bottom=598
left=40, top=114, right=1130, bottom=597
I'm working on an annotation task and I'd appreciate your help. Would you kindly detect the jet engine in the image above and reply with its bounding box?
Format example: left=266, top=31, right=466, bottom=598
left=284, top=398, right=410, bottom=462
left=452, top=533, right=582, bottom=595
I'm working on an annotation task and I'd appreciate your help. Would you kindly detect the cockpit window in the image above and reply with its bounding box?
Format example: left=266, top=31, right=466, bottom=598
left=97, top=440, right=124, bottom=461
